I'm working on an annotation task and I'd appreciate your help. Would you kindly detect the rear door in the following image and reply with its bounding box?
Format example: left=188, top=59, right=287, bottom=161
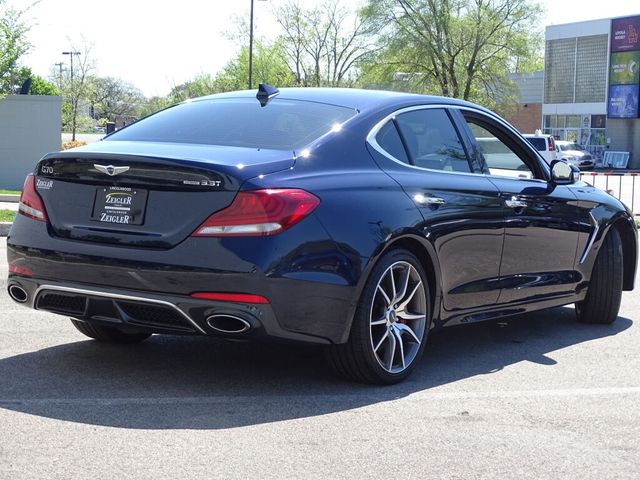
left=459, top=111, right=581, bottom=304
left=367, top=106, right=505, bottom=311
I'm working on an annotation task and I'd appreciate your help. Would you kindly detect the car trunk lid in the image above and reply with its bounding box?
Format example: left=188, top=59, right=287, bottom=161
left=34, top=141, right=295, bottom=249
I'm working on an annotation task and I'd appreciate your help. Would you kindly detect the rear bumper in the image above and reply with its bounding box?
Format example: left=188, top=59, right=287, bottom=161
left=7, top=276, right=335, bottom=344
left=6, top=215, right=358, bottom=344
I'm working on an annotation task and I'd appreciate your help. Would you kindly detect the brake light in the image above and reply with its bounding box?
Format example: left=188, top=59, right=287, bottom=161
left=192, top=189, right=320, bottom=237
left=18, top=174, right=48, bottom=222
left=549, top=137, right=555, bottom=151
left=190, top=292, right=270, bottom=304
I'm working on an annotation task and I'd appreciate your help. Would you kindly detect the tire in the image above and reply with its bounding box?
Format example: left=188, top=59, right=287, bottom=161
left=70, top=319, right=151, bottom=344
left=575, top=227, right=623, bottom=325
left=326, top=249, right=431, bottom=384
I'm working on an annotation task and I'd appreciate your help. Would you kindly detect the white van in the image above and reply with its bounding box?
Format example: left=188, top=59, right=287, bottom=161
left=523, top=132, right=558, bottom=164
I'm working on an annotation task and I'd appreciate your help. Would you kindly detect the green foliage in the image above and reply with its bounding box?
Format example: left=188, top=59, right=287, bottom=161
left=88, top=76, right=144, bottom=122
left=0, top=209, right=16, bottom=222
left=137, top=95, right=171, bottom=118
left=168, top=41, right=295, bottom=104
left=361, top=0, right=543, bottom=108
left=5, top=66, right=58, bottom=95
left=0, top=0, right=33, bottom=95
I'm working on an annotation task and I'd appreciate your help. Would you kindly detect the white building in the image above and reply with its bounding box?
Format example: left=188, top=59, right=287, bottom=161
left=543, top=15, right=640, bottom=167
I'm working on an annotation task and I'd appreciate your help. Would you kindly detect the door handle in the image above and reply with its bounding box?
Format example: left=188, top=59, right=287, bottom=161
left=505, top=197, right=527, bottom=209
left=414, top=194, right=446, bottom=206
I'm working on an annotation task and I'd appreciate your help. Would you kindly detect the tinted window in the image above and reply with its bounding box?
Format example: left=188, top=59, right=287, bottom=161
left=527, top=137, right=546, bottom=151
left=375, top=121, right=409, bottom=163
left=395, top=109, right=471, bottom=172
left=107, top=98, right=357, bottom=150
left=467, top=122, right=533, bottom=179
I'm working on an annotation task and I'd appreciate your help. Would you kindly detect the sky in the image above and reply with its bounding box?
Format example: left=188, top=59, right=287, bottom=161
left=14, top=0, right=640, bottom=97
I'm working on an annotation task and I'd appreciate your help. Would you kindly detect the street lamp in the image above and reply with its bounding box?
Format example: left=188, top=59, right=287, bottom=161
left=248, top=0, right=267, bottom=90
left=62, top=51, right=81, bottom=82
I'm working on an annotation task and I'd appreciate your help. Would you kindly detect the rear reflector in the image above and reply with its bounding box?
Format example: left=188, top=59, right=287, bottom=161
left=192, top=189, right=320, bottom=237
left=190, top=292, right=270, bottom=304
left=8, top=264, right=33, bottom=277
left=18, top=174, right=48, bottom=222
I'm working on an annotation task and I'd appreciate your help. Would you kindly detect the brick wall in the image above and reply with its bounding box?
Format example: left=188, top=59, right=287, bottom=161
left=504, top=103, right=542, bottom=134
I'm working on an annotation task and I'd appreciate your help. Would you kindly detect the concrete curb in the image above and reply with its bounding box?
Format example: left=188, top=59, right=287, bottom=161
left=0, top=194, right=19, bottom=203
left=0, top=222, right=11, bottom=236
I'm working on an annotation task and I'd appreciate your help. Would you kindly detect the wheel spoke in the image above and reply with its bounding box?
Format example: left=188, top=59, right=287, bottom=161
left=377, top=285, right=391, bottom=307
left=389, top=267, right=397, bottom=303
left=385, top=331, right=396, bottom=371
left=395, top=267, right=411, bottom=305
left=370, top=316, right=387, bottom=326
left=393, top=326, right=406, bottom=370
left=397, top=281, right=422, bottom=311
left=396, top=322, right=421, bottom=344
left=374, top=329, right=389, bottom=352
left=397, top=312, right=425, bottom=321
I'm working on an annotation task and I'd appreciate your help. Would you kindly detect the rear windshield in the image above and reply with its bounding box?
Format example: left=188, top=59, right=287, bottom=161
left=107, top=97, right=357, bottom=150
left=526, top=137, right=546, bottom=151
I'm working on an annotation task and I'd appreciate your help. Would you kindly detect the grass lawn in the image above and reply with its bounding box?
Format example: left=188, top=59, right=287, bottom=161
left=0, top=210, right=17, bottom=222
left=0, top=189, right=20, bottom=195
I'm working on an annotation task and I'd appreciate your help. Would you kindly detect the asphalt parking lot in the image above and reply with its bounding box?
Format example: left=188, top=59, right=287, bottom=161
left=0, top=237, right=639, bottom=479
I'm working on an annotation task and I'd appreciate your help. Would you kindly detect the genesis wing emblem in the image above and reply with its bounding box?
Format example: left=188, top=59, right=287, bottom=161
left=94, top=164, right=130, bottom=176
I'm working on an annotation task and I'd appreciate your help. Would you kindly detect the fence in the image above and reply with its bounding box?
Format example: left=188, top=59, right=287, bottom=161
left=580, top=172, right=640, bottom=217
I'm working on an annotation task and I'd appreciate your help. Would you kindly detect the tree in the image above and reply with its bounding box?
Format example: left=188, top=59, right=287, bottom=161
left=0, top=0, right=34, bottom=95
left=88, top=76, right=144, bottom=122
left=361, top=0, right=543, bottom=107
left=6, top=66, right=58, bottom=95
left=274, top=0, right=377, bottom=87
left=59, top=39, right=94, bottom=140
left=167, top=41, right=295, bottom=104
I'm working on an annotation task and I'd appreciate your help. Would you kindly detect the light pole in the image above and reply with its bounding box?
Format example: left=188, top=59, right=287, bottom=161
left=248, top=0, right=267, bottom=90
left=62, top=51, right=81, bottom=83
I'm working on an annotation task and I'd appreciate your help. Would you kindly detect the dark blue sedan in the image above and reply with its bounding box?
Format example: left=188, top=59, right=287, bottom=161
left=6, top=86, right=638, bottom=384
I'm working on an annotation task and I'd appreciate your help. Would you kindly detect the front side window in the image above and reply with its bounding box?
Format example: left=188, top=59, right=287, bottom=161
left=465, top=120, right=534, bottom=179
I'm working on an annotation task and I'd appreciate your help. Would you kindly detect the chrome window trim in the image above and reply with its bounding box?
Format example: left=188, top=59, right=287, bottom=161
left=366, top=104, right=550, bottom=183
left=34, top=284, right=207, bottom=334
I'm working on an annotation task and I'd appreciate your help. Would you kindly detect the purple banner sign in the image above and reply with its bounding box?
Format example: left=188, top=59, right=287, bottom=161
left=607, top=84, right=640, bottom=118
left=611, top=16, right=640, bottom=52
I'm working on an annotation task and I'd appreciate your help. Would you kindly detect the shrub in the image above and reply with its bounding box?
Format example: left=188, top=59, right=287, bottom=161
left=62, top=141, right=87, bottom=150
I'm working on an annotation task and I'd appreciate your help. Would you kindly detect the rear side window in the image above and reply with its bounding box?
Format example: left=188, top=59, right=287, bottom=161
left=107, top=98, right=357, bottom=150
left=394, top=109, right=471, bottom=173
left=527, top=137, right=546, bottom=151
left=375, top=121, right=409, bottom=163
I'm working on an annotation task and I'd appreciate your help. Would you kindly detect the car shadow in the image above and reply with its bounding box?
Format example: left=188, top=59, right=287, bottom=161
left=0, top=306, right=632, bottom=430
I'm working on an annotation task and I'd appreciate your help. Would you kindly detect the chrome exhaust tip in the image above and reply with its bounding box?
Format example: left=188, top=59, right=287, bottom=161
left=206, top=314, right=252, bottom=335
left=8, top=284, right=28, bottom=303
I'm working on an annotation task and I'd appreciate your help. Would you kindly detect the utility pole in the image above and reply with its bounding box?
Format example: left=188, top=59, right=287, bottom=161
left=62, top=51, right=81, bottom=141
left=54, top=62, right=64, bottom=89
left=248, top=0, right=267, bottom=90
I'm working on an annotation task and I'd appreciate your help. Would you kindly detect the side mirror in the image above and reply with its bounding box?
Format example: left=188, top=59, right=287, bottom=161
left=550, top=160, right=580, bottom=186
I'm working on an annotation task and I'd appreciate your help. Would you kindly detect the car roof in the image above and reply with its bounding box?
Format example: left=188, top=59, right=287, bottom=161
left=193, top=87, right=487, bottom=115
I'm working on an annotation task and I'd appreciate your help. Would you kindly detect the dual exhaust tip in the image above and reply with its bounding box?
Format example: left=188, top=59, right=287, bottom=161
left=9, top=285, right=255, bottom=335
left=8, top=284, right=28, bottom=303
left=206, top=314, right=252, bottom=335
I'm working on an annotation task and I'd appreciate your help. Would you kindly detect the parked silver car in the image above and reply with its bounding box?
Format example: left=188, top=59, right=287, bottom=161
left=555, top=141, right=595, bottom=170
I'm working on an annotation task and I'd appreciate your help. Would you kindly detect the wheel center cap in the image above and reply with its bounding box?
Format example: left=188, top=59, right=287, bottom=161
left=388, top=310, right=397, bottom=323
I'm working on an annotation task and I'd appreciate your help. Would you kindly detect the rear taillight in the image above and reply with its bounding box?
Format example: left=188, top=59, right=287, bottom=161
left=549, top=137, right=555, bottom=151
left=192, top=189, right=320, bottom=237
left=18, top=174, right=48, bottom=222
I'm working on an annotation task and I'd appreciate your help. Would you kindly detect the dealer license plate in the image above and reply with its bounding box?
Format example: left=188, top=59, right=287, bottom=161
left=92, top=187, right=148, bottom=225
